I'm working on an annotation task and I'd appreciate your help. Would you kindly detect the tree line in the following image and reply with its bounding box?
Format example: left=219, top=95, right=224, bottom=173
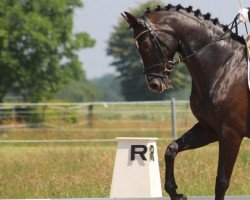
left=0, top=0, right=191, bottom=103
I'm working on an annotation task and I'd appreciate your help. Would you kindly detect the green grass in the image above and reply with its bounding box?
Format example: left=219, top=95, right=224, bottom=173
left=0, top=142, right=116, bottom=198
left=0, top=129, right=174, bottom=140
left=1, top=102, right=248, bottom=198
left=0, top=140, right=249, bottom=198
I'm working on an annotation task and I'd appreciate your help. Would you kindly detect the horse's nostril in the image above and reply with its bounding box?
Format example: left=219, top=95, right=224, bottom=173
left=149, top=82, right=160, bottom=91
left=148, top=78, right=162, bottom=92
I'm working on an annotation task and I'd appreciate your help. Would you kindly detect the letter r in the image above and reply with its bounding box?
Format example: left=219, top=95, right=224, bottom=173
left=131, top=145, right=147, bottom=161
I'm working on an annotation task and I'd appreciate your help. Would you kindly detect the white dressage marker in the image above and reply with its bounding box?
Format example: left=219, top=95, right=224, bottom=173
left=110, top=137, right=162, bottom=198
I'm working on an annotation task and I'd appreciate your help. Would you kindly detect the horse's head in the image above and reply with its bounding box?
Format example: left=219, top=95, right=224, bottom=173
left=122, top=11, right=179, bottom=93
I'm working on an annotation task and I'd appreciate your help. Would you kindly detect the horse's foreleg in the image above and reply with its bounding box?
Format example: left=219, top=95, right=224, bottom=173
left=165, top=122, right=218, bottom=200
left=215, top=128, right=242, bottom=200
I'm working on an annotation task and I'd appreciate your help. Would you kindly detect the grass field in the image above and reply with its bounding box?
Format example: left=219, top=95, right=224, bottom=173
left=0, top=102, right=249, bottom=198
left=0, top=139, right=249, bottom=198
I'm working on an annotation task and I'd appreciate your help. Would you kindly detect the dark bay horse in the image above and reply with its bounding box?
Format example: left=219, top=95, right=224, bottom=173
left=122, top=4, right=250, bottom=200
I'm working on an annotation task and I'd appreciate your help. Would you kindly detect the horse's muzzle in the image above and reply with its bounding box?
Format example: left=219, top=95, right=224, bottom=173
left=148, top=77, right=171, bottom=93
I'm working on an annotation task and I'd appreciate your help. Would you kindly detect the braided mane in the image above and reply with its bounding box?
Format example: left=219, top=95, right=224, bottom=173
left=144, top=4, right=229, bottom=32
left=143, top=4, right=245, bottom=43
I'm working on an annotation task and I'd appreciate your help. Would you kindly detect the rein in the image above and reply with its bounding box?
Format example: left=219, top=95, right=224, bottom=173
left=135, top=15, right=240, bottom=78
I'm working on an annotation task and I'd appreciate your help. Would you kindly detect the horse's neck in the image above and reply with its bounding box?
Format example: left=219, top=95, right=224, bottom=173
left=169, top=13, right=241, bottom=95
left=172, top=14, right=228, bottom=59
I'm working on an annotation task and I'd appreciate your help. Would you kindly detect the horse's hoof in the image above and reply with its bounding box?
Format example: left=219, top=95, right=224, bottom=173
left=171, top=194, right=187, bottom=200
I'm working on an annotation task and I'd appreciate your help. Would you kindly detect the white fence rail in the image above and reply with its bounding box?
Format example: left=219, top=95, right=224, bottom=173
left=0, top=100, right=197, bottom=139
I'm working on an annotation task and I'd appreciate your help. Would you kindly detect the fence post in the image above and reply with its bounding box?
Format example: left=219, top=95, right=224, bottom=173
left=171, top=98, right=177, bottom=140
left=12, top=106, right=17, bottom=129
left=42, top=105, right=47, bottom=124
left=87, top=104, right=93, bottom=127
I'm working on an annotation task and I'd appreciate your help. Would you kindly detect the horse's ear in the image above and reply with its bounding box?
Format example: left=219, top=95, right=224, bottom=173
left=121, top=12, right=139, bottom=28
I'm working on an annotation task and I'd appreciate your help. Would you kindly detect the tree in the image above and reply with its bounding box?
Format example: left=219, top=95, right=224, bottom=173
left=54, top=74, right=98, bottom=102
left=107, top=1, right=191, bottom=101
left=92, top=74, right=124, bottom=101
left=0, top=0, right=95, bottom=102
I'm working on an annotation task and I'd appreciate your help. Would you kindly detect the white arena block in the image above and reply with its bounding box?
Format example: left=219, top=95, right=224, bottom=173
left=110, top=137, right=162, bottom=198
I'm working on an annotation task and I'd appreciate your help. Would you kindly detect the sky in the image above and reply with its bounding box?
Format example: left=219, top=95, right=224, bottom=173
left=74, top=0, right=248, bottom=79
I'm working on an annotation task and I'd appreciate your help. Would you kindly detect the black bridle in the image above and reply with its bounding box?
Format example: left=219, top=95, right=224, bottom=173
left=134, top=15, right=241, bottom=79
left=135, top=15, right=176, bottom=79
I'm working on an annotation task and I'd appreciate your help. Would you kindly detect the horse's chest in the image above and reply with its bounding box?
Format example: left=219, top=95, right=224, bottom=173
left=190, top=99, right=208, bottom=120
left=190, top=98, right=221, bottom=127
left=190, top=96, right=250, bottom=138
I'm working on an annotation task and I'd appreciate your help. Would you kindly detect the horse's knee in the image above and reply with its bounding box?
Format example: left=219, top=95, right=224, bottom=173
left=215, top=176, right=229, bottom=196
left=165, top=141, right=179, bottom=160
